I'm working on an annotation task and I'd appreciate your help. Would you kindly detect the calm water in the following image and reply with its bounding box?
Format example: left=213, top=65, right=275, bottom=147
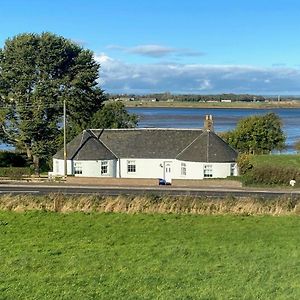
left=128, top=107, right=300, bottom=153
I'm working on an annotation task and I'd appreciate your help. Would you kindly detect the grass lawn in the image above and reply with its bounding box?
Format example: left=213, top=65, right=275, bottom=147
left=1, top=212, right=300, bottom=299
left=251, top=154, right=300, bottom=168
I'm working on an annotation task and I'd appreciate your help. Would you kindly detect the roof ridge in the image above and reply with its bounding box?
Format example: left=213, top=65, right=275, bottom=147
left=70, top=130, right=93, bottom=160
left=90, top=129, right=119, bottom=159
left=88, top=128, right=203, bottom=131
left=71, top=130, right=117, bottom=160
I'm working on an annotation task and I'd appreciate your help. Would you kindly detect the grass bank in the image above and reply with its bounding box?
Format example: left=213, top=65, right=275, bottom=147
left=1, top=194, right=300, bottom=215
left=239, top=154, right=300, bottom=187
left=124, top=100, right=300, bottom=109
left=251, top=154, right=300, bottom=168
left=0, top=211, right=300, bottom=299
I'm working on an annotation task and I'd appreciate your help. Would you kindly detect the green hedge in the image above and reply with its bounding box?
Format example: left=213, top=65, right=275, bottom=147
left=0, top=167, right=32, bottom=179
left=243, top=165, right=300, bottom=186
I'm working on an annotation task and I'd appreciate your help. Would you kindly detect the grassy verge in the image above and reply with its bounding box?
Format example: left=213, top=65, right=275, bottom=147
left=0, top=211, right=300, bottom=299
left=0, top=194, right=300, bottom=215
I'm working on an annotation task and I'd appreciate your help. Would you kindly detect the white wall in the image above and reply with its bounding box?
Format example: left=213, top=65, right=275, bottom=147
left=119, top=159, right=237, bottom=180
left=53, top=159, right=72, bottom=176
left=53, top=158, right=237, bottom=179
left=181, top=161, right=237, bottom=179
left=52, top=159, right=117, bottom=177
left=119, top=158, right=174, bottom=179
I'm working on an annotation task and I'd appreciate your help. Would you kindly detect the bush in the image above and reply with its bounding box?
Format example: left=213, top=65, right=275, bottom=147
left=0, top=167, right=32, bottom=179
left=237, top=153, right=253, bottom=175
left=243, top=165, right=300, bottom=186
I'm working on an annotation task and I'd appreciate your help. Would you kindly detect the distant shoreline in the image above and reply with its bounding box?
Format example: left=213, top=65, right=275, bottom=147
left=124, top=100, right=300, bottom=109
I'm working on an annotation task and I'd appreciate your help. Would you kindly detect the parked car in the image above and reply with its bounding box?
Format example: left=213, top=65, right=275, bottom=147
left=158, top=178, right=166, bottom=185
left=158, top=178, right=171, bottom=185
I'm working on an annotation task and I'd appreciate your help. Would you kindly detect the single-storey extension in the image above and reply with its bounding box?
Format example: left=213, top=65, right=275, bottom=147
left=52, top=116, right=238, bottom=183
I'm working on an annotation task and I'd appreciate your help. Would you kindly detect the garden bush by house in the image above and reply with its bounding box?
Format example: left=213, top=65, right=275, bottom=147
left=237, top=153, right=254, bottom=175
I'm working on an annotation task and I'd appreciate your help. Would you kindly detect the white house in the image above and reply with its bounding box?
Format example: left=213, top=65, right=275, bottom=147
left=52, top=116, right=238, bottom=183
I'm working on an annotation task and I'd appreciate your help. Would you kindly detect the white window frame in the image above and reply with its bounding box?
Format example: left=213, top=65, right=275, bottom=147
left=74, top=162, right=82, bottom=175
left=127, top=160, right=136, bottom=173
left=101, top=161, right=108, bottom=175
left=181, top=162, right=186, bottom=176
left=203, top=164, right=213, bottom=178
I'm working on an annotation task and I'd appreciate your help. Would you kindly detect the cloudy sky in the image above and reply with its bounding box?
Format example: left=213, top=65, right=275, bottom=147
left=1, top=0, right=300, bottom=94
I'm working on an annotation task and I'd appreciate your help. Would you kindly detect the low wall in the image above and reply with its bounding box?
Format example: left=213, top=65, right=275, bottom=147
left=66, top=177, right=158, bottom=186
left=66, top=177, right=242, bottom=188
left=172, top=179, right=242, bottom=188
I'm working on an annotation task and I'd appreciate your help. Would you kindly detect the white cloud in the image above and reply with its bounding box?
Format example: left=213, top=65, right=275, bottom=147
left=106, top=44, right=204, bottom=58
left=94, top=53, right=113, bottom=64
left=96, top=53, right=300, bottom=94
left=197, top=79, right=212, bottom=90
left=129, top=45, right=174, bottom=57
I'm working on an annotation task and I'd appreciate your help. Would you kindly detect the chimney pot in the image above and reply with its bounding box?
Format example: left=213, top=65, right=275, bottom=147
left=204, top=115, right=214, bottom=131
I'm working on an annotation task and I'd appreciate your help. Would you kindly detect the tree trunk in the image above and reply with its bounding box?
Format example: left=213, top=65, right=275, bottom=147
left=26, top=147, right=32, bottom=159
left=33, top=155, right=40, bottom=176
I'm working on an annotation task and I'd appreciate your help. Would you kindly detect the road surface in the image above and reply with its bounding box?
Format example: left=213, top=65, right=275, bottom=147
left=0, top=183, right=298, bottom=198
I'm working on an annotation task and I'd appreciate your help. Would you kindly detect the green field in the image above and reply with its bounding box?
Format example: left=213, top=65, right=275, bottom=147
left=1, top=212, right=300, bottom=299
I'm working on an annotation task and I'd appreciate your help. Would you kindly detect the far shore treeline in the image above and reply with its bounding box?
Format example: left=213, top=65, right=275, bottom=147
left=109, top=92, right=300, bottom=102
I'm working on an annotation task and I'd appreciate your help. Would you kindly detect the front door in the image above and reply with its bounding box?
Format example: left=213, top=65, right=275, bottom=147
left=164, top=162, right=172, bottom=183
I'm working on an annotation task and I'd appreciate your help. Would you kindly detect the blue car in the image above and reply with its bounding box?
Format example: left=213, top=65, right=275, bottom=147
left=158, top=178, right=171, bottom=185
left=158, top=178, right=166, bottom=185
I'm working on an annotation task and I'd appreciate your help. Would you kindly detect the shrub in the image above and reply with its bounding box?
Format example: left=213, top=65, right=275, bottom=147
left=243, top=165, right=300, bottom=186
left=237, top=153, right=253, bottom=175
left=0, top=167, right=32, bottom=179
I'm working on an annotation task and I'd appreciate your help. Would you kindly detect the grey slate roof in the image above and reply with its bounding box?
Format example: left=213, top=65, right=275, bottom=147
left=98, top=129, right=203, bottom=159
left=54, top=128, right=238, bottom=162
left=53, top=129, right=117, bottom=160
left=176, top=131, right=238, bottom=162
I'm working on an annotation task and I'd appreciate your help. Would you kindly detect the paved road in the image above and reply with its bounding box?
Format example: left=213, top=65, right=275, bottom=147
left=0, top=184, right=298, bottom=198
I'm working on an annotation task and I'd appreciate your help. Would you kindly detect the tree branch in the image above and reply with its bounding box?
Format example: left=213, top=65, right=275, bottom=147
left=1, top=125, right=22, bottom=144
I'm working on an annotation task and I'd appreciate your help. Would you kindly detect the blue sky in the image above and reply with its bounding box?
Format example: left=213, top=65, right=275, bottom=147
left=1, top=0, right=300, bottom=94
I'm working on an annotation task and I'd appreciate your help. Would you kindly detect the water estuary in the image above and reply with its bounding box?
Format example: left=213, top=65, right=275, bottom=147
left=1, top=107, right=299, bottom=153
left=128, top=107, right=300, bottom=153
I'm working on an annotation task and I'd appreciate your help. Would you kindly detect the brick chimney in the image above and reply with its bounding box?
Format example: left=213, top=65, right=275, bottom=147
left=204, top=115, right=214, bottom=131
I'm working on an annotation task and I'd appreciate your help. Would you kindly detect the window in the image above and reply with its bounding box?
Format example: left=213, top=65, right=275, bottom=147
left=101, top=161, right=108, bottom=175
left=74, top=162, right=82, bottom=175
left=230, top=163, right=236, bottom=176
left=181, top=163, right=186, bottom=176
left=127, top=160, right=136, bottom=173
left=203, top=164, right=212, bottom=178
